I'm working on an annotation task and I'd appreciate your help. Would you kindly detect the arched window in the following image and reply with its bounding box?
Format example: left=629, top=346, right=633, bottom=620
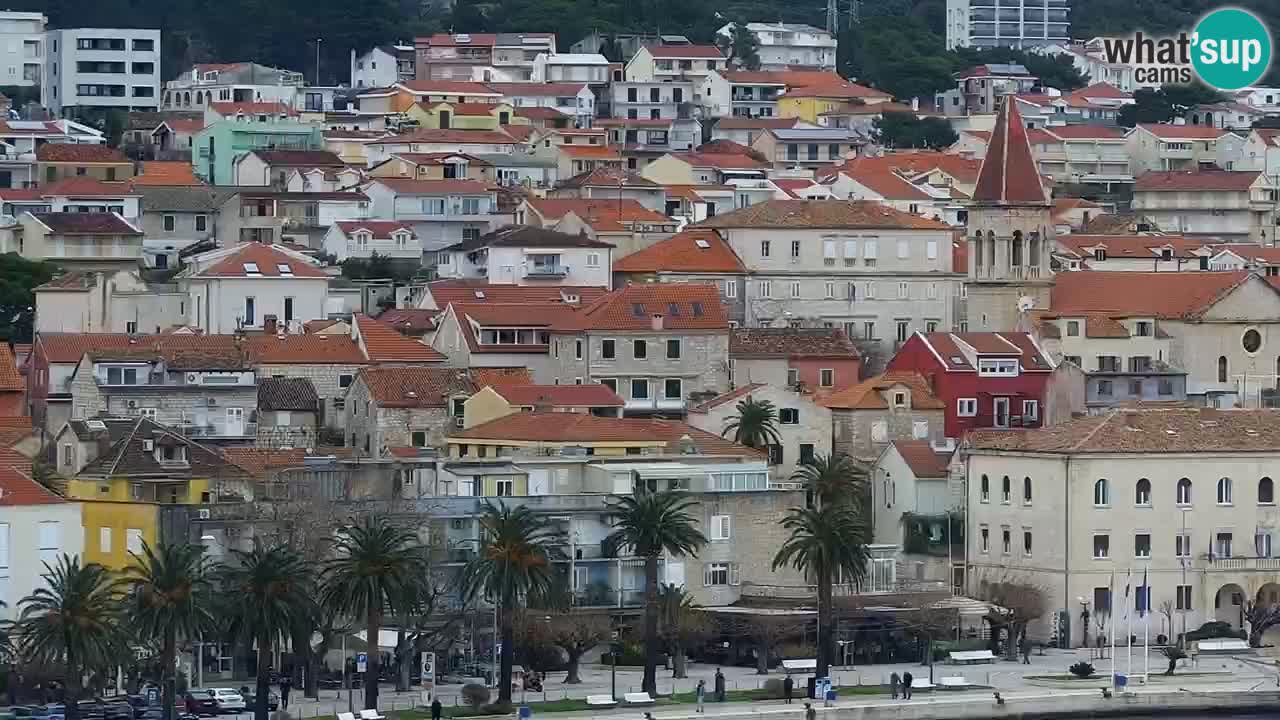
left=1094, top=478, right=1109, bottom=506
left=986, top=231, right=996, bottom=269
left=1218, top=355, right=1228, bottom=383
left=1001, top=475, right=1011, bottom=503
left=980, top=474, right=989, bottom=502
left=1028, top=231, right=1041, bottom=268
left=973, top=233, right=984, bottom=268
left=183, top=91, right=190, bottom=106
left=1011, top=230, right=1024, bottom=267
left=1260, top=477, right=1274, bottom=504
left=196, top=90, right=203, bottom=105
left=1217, top=477, right=1233, bottom=505
left=1023, top=476, right=1032, bottom=504
left=1176, top=477, right=1192, bottom=505
left=1135, top=478, right=1151, bottom=506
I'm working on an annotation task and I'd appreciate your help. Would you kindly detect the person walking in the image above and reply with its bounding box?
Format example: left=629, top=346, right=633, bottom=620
left=889, top=671, right=900, bottom=699
left=901, top=671, right=913, bottom=700
left=714, top=668, right=726, bottom=702
left=804, top=702, right=817, bottom=720
left=783, top=675, right=794, bottom=704
left=431, top=697, right=442, bottom=720
left=1021, top=635, right=1032, bottom=665
left=695, top=679, right=706, bottom=713
left=279, top=676, right=292, bottom=710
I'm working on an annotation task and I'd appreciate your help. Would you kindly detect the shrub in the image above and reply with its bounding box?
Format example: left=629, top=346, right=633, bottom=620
left=461, top=683, right=490, bottom=709
left=1184, top=621, right=1246, bottom=642
left=762, top=678, right=785, bottom=698
left=1068, top=661, right=1095, bottom=678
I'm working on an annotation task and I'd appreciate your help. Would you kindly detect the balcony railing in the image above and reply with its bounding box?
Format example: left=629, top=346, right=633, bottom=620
left=525, top=264, right=568, bottom=277
left=175, top=421, right=258, bottom=439
left=1202, top=556, right=1280, bottom=571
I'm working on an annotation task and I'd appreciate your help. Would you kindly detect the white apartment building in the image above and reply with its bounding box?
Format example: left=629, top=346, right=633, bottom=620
left=966, top=407, right=1280, bottom=648
left=532, top=53, right=609, bottom=85
left=351, top=45, right=415, bottom=89
left=1132, top=169, right=1277, bottom=242
left=1126, top=124, right=1229, bottom=174
left=625, top=44, right=726, bottom=84
left=716, top=23, right=836, bottom=71
left=0, top=12, right=46, bottom=102
left=435, top=225, right=613, bottom=287
left=163, top=62, right=303, bottom=111
left=46, top=28, right=161, bottom=115
left=611, top=80, right=697, bottom=122
left=0, top=481, right=83, bottom=618
left=945, top=0, right=1070, bottom=50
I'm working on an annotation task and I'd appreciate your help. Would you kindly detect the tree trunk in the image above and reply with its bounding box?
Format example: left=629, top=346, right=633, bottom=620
left=394, top=628, right=409, bottom=693
left=755, top=646, right=768, bottom=675
left=290, top=625, right=307, bottom=689
left=64, top=651, right=81, bottom=720
left=563, top=649, right=583, bottom=684
left=497, top=608, right=515, bottom=707
left=642, top=555, right=659, bottom=697
left=364, top=606, right=382, bottom=710
left=161, top=628, right=177, bottom=720
left=255, top=635, right=272, bottom=720
left=817, top=566, right=832, bottom=679
left=306, top=631, right=331, bottom=700
left=671, top=641, right=686, bottom=679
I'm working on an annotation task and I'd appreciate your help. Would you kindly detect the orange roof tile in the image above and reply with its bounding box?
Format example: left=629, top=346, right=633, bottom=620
left=526, top=198, right=671, bottom=230
left=358, top=366, right=473, bottom=406
left=450, top=412, right=758, bottom=456
left=0, top=449, right=60, bottom=506
left=42, top=177, right=137, bottom=197
left=37, top=143, right=128, bottom=163
left=1136, top=123, right=1227, bottom=139
left=820, top=372, right=945, bottom=410
left=558, top=283, right=727, bottom=331
left=470, top=367, right=534, bottom=387
left=612, top=228, right=745, bottom=274
left=1134, top=169, right=1261, bottom=192
left=425, top=280, right=607, bottom=307
left=698, top=199, right=950, bottom=230
left=244, top=334, right=367, bottom=364
left=973, top=98, right=1046, bottom=204
left=892, top=440, right=951, bottom=478
left=354, top=314, right=446, bottom=362
left=0, top=344, right=22, bottom=393
left=557, top=144, right=621, bottom=159
left=1051, top=271, right=1252, bottom=318
left=222, top=448, right=309, bottom=478
left=197, top=244, right=328, bottom=278
left=491, top=384, right=624, bottom=407
left=131, top=162, right=202, bottom=187
left=832, top=160, right=933, bottom=200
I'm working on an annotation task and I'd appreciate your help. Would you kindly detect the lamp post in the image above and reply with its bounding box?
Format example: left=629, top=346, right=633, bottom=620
left=1180, top=508, right=1190, bottom=648
left=198, top=534, right=217, bottom=690
left=1078, top=597, right=1091, bottom=651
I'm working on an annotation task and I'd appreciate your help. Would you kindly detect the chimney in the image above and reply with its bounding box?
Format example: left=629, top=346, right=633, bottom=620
left=263, top=314, right=278, bottom=335
left=651, top=313, right=664, bottom=331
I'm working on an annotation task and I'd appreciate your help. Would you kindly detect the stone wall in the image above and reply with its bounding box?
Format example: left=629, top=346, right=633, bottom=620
left=686, top=490, right=806, bottom=607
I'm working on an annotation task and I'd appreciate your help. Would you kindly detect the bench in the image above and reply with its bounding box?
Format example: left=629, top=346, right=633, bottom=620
left=359, top=711, right=386, bottom=720
left=623, top=692, right=655, bottom=705
left=1197, top=639, right=1252, bottom=654
left=781, top=659, right=817, bottom=674
left=586, top=695, right=618, bottom=707
left=939, top=677, right=971, bottom=690
left=910, top=678, right=935, bottom=692
left=949, top=650, right=997, bottom=664
left=337, top=713, right=357, bottom=720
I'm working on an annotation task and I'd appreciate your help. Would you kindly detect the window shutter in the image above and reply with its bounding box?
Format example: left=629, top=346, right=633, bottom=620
left=703, top=564, right=712, bottom=586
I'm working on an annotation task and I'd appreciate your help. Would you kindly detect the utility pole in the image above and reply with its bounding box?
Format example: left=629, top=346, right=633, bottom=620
left=826, top=0, right=838, bottom=34
left=315, top=38, right=323, bottom=86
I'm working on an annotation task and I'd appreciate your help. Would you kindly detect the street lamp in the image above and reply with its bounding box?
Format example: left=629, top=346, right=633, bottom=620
left=1078, top=597, right=1091, bottom=650
left=198, top=534, right=217, bottom=689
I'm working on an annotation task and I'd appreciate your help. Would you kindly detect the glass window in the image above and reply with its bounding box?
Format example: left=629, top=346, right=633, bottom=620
left=1093, top=534, right=1110, bottom=559
left=1094, top=478, right=1109, bottom=506
left=1176, top=477, right=1192, bottom=505
left=1135, top=478, right=1151, bottom=506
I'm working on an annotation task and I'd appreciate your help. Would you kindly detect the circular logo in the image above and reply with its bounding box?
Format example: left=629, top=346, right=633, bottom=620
left=1192, top=7, right=1272, bottom=91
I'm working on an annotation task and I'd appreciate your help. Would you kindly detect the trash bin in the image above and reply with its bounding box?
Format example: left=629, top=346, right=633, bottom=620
left=806, top=676, right=817, bottom=699
left=825, top=690, right=837, bottom=702
left=518, top=706, right=532, bottom=720
left=1114, top=674, right=1127, bottom=689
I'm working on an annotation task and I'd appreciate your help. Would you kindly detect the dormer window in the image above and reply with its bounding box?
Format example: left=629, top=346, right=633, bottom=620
left=354, top=231, right=370, bottom=248
left=977, top=358, right=1019, bottom=377
left=393, top=231, right=409, bottom=247
left=1134, top=321, right=1152, bottom=337
left=1094, top=248, right=1107, bottom=261
left=276, top=263, right=293, bottom=276
left=156, top=444, right=187, bottom=466
left=893, top=391, right=908, bottom=407
left=1160, top=248, right=1173, bottom=261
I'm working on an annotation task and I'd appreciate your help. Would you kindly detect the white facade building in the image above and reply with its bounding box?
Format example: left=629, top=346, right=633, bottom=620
left=715, top=23, right=836, bottom=71
left=945, top=0, right=1069, bottom=51
left=0, top=12, right=46, bottom=103
left=532, top=54, right=609, bottom=85
left=46, top=28, right=162, bottom=115
left=435, top=225, right=613, bottom=288
left=0, top=483, right=83, bottom=618
left=177, top=243, right=332, bottom=334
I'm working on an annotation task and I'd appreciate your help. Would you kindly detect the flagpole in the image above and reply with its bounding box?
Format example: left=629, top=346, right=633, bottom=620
left=1142, top=568, right=1150, bottom=681
left=1109, top=569, right=1117, bottom=693
left=1125, top=569, right=1133, bottom=682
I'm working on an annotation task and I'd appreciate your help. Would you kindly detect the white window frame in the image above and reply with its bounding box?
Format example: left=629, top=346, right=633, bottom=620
left=819, top=368, right=834, bottom=387
left=977, top=358, right=1019, bottom=376
left=957, top=398, right=977, bottom=416
left=1022, top=400, right=1039, bottom=422
left=710, top=514, right=731, bottom=541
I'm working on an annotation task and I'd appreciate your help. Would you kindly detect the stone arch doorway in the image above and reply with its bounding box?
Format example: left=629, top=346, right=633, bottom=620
left=1214, top=582, right=1246, bottom=629
left=1255, top=583, right=1280, bottom=646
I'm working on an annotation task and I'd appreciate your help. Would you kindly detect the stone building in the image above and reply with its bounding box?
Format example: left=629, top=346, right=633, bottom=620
left=821, top=372, right=948, bottom=462
left=688, top=383, right=832, bottom=477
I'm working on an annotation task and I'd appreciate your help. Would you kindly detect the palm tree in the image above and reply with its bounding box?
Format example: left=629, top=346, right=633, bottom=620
left=217, top=544, right=311, bottom=720
left=462, top=502, right=561, bottom=708
left=791, top=453, right=869, bottom=506
left=605, top=492, right=707, bottom=697
left=721, top=398, right=782, bottom=450
left=121, top=542, right=213, bottom=720
left=14, top=555, right=123, bottom=720
left=771, top=504, right=871, bottom=678
left=321, top=516, right=429, bottom=711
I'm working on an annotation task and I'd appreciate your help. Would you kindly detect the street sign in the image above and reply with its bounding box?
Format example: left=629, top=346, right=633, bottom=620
left=421, top=652, right=435, bottom=684
left=356, top=652, right=368, bottom=673
left=146, top=688, right=159, bottom=706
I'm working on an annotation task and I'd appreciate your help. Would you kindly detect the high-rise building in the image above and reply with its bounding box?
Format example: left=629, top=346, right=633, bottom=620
left=46, top=28, right=162, bottom=116
left=946, top=0, right=1070, bottom=50
left=0, top=11, right=47, bottom=104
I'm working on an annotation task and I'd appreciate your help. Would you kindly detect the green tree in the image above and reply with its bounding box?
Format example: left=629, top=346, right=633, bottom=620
left=14, top=555, right=123, bottom=720
left=873, top=112, right=958, bottom=150
left=771, top=504, right=871, bottom=678
left=721, top=397, right=782, bottom=450
left=605, top=492, right=707, bottom=696
left=717, top=23, right=760, bottom=71
left=121, top=542, right=213, bottom=720
left=321, top=516, right=430, bottom=711
left=1118, top=84, right=1225, bottom=127
left=791, top=453, right=869, bottom=506
left=217, top=544, right=311, bottom=720
left=657, top=583, right=712, bottom=679
left=0, top=254, right=58, bottom=342
left=462, top=502, right=561, bottom=708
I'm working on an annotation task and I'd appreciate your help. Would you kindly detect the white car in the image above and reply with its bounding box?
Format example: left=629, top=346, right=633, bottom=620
left=208, top=689, right=246, bottom=713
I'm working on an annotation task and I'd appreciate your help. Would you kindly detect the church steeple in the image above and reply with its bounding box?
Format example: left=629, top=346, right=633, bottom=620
left=972, top=95, right=1047, bottom=205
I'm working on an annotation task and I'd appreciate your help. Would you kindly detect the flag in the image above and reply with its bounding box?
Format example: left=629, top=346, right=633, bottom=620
left=1123, top=569, right=1132, bottom=619
left=1209, top=531, right=1215, bottom=561
left=1139, top=567, right=1149, bottom=617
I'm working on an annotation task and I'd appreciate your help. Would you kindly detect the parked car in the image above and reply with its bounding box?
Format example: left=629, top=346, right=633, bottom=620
left=101, top=700, right=133, bottom=720
left=244, top=691, right=278, bottom=713
left=183, top=692, right=218, bottom=717
left=205, top=690, right=244, bottom=714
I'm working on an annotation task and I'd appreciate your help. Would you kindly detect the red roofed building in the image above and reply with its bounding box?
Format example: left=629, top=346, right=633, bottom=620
left=463, top=382, right=625, bottom=427
left=1132, top=170, right=1276, bottom=242
left=965, top=96, right=1055, bottom=332
left=820, top=372, right=947, bottom=460
left=37, top=143, right=134, bottom=184
left=612, top=228, right=748, bottom=322
left=885, top=331, right=1057, bottom=439
left=177, top=243, right=331, bottom=333
left=1127, top=123, right=1233, bottom=176
left=352, top=314, right=446, bottom=363
left=0, top=446, right=82, bottom=608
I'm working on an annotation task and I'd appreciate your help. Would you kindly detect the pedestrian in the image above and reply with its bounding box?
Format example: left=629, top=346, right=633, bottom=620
left=783, top=675, right=794, bottom=704
left=714, top=668, right=726, bottom=702
left=644, top=713, right=654, bottom=720
left=695, top=679, right=706, bottom=713
left=804, top=702, right=817, bottom=720
left=279, top=676, right=292, bottom=710
left=1021, top=635, right=1032, bottom=665
left=431, top=697, right=442, bottom=720
left=901, top=671, right=913, bottom=700
left=889, top=671, right=900, bottom=699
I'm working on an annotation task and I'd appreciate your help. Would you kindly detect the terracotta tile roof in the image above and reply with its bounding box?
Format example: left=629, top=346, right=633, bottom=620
left=0, top=345, right=20, bottom=393
left=673, top=151, right=767, bottom=170
left=820, top=372, right=945, bottom=410
left=1056, top=233, right=1205, bottom=259
left=969, top=407, right=1280, bottom=453
left=769, top=178, right=827, bottom=198
left=368, top=129, right=515, bottom=145
left=448, top=224, right=614, bottom=251
left=335, top=220, right=415, bottom=239
left=694, top=140, right=760, bottom=157
left=196, top=243, right=328, bottom=278
left=421, top=34, right=498, bottom=47
left=30, top=212, right=140, bottom=235
left=612, top=228, right=745, bottom=274
left=514, top=106, right=569, bottom=120
left=369, top=178, right=491, bottom=195
left=157, top=118, right=205, bottom=134
left=689, top=383, right=764, bottom=412
left=358, top=366, right=474, bottom=406
left=558, top=144, right=621, bottom=159
left=1043, top=125, right=1127, bottom=140
left=780, top=82, right=891, bottom=100
left=892, top=440, right=950, bottom=478
left=36, top=333, right=144, bottom=363
left=1134, top=169, right=1261, bottom=192
left=470, top=368, right=533, bottom=387
left=973, top=98, right=1046, bottom=204
left=425, top=280, right=607, bottom=307
left=1050, top=270, right=1252, bottom=319
left=0, top=450, right=60, bottom=506
left=376, top=308, right=440, bottom=334
left=354, top=314, right=446, bottom=362
left=222, top=447, right=309, bottom=477
left=1052, top=198, right=1102, bottom=216
left=1081, top=212, right=1143, bottom=234
left=526, top=198, right=672, bottom=230
left=906, top=332, right=1053, bottom=373
left=559, top=283, right=727, bottom=331
left=244, top=334, right=367, bottom=364
left=697, top=199, right=950, bottom=230
left=501, top=125, right=535, bottom=142
left=559, top=167, right=659, bottom=188
left=713, top=117, right=801, bottom=130
left=450, top=412, right=759, bottom=456
left=1211, top=243, right=1280, bottom=264
left=1085, top=315, right=1132, bottom=338
left=0, top=187, right=45, bottom=201
left=1136, top=123, right=1228, bottom=139
left=1071, top=82, right=1131, bottom=100
left=731, top=328, right=859, bottom=359
left=251, top=149, right=345, bottom=166
left=78, top=417, right=239, bottom=479
left=1255, top=128, right=1280, bottom=147
left=832, top=160, right=933, bottom=200
left=491, top=383, right=624, bottom=407
left=37, top=143, right=128, bottom=163
left=389, top=152, right=485, bottom=166
left=209, top=101, right=298, bottom=117
left=131, top=162, right=202, bottom=186
left=257, top=377, right=320, bottom=412
left=487, top=82, right=588, bottom=97
left=41, top=177, right=137, bottom=197
left=649, top=45, right=724, bottom=59
left=424, top=101, right=502, bottom=115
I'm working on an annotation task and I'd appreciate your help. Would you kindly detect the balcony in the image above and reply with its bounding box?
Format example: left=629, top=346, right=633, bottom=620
left=624, top=396, right=687, bottom=412
left=524, top=263, right=568, bottom=278
left=175, top=420, right=258, bottom=440
left=1202, top=556, right=1280, bottom=572
left=573, top=585, right=646, bottom=608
